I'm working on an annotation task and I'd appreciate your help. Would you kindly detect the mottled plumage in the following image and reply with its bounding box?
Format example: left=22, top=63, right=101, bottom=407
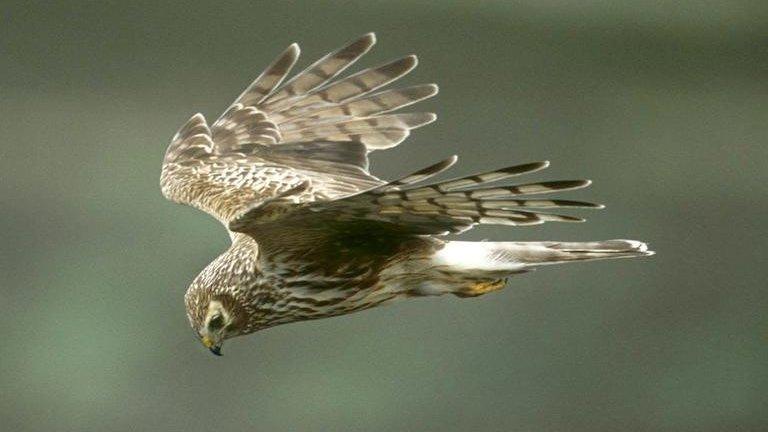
left=160, top=33, right=653, bottom=355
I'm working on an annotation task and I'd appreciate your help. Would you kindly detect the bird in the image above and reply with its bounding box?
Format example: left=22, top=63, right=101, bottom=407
left=160, top=33, right=653, bottom=356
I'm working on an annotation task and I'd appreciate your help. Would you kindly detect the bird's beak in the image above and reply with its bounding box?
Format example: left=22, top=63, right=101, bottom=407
left=201, top=336, right=222, bottom=356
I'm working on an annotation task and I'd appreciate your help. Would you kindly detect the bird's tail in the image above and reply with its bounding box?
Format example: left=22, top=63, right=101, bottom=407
left=426, top=239, right=653, bottom=297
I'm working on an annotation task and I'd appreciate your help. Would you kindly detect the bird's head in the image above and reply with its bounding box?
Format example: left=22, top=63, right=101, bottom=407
left=183, top=241, right=259, bottom=356
left=196, top=299, right=234, bottom=356
left=186, top=287, right=249, bottom=356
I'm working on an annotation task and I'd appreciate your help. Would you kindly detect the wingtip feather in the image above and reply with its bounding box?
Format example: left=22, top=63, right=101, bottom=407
left=347, top=32, right=377, bottom=53
left=286, top=43, right=300, bottom=58
left=361, top=32, right=376, bottom=45
left=419, top=112, right=438, bottom=127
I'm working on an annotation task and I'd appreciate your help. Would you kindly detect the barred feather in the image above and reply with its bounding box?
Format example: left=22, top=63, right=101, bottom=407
left=230, top=157, right=601, bottom=235
left=278, top=84, right=439, bottom=127
left=230, top=44, right=300, bottom=108
left=266, top=55, right=418, bottom=117
left=386, top=156, right=458, bottom=188
left=213, top=105, right=282, bottom=150
left=281, top=113, right=435, bottom=143
left=264, top=33, right=376, bottom=106
left=352, top=160, right=599, bottom=231
left=162, top=33, right=439, bottom=224
left=301, top=130, right=411, bottom=150
left=164, top=113, right=213, bottom=162
left=433, top=161, right=550, bottom=191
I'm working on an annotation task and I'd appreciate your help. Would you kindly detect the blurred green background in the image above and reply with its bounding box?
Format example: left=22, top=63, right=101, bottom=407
left=2, top=1, right=766, bottom=431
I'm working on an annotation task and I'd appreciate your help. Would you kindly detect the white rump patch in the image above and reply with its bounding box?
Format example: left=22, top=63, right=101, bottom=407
left=432, top=241, right=526, bottom=272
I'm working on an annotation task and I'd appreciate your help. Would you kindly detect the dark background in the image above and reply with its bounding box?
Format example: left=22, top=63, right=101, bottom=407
left=2, top=1, right=766, bottom=431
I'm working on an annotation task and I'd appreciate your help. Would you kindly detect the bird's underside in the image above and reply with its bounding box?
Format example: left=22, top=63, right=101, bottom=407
left=160, top=33, right=653, bottom=355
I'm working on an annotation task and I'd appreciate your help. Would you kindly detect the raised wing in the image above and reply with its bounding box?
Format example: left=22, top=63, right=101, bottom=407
left=160, top=33, right=438, bottom=224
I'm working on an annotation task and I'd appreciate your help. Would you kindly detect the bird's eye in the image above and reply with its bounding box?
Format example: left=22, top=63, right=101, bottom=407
left=208, top=314, right=225, bottom=330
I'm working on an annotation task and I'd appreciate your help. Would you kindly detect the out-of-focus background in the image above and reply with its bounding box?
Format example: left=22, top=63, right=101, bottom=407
left=2, top=1, right=766, bottom=431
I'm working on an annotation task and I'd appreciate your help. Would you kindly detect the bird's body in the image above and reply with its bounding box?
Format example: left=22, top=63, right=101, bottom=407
left=161, top=33, right=652, bottom=355
left=184, top=232, right=441, bottom=336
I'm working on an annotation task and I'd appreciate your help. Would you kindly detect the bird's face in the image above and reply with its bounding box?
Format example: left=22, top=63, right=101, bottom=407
left=197, top=300, right=234, bottom=356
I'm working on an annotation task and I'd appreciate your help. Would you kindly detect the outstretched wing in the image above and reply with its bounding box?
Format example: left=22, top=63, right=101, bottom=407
left=160, top=33, right=438, bottom=223
left=229, top=157, right=603, bottom=259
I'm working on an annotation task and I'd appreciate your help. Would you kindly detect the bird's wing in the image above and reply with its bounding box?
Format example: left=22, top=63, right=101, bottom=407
left=229, top=156, right=604, bottom=258
left=160, top=33, right=437, bottom=224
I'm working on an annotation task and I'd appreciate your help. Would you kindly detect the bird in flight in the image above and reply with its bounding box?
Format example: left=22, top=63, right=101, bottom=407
left=160, top=33, right=653, bottom=356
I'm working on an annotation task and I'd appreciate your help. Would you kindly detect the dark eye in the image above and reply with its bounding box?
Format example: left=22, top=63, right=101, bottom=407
left=208, top=314, right=224, bottom=330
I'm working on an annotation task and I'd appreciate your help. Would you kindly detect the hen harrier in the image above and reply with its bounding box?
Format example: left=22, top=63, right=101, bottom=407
left=161, top=33, right=652, bottom=355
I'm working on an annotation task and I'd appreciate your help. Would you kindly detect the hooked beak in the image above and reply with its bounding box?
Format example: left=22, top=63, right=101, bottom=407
left=201, top=336, right=222, bottom=356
